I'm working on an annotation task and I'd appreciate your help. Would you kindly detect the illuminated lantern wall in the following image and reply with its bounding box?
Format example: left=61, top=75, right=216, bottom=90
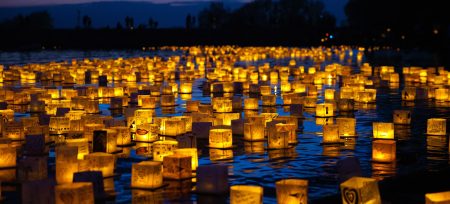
left=372, top=140, right=396, bottom=163
left=336, top=118, right=356, bottom=137
left=209, top=129, right=233, bottom=148
left=230, top=185, right=263, bottom=204
left=268, top=130, right=289, bottom=149
left=0, top=144, right=16, bottom=168
left=340, top=177, right=381, bottom=204
left=174, top=148, right=198, bottom=171
left=372, top=122, right=394, bottom=139
left=84, top=152, right=116, bottom=177
left=153, top=140, right=178, bottom=161
left=316, top=103, right=334, bottom=117
left=243, top=123, right=265, bottom=141
left=276, top=179, right=308, bottom=204
left=131, top=161, right=163, bottom=189
left=163, top=155, right=192, bottom=179
left=425, top=191, right=450, bottom=204
left=65, top=138, right=90, bottom=160
left=427, top=118, right=446, bottom=135
left=56, top=146, right=79, bottom=184
left=55, top=182, right=94, bottom=204
left=322, top=124, right=340, bottom=144
left=393, top=110, right=411, bottom=125
left=244, top=98, right=259, bottom=110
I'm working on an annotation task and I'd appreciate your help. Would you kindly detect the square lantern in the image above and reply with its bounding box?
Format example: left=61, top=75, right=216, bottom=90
left=174, top=148, right=198, bottom=171
left=85, top=100, right=100, bottom=114
left=3, top=121, right=25, bottom=141
left=49, top=117, right=70, bottom=135
left=325, top=89, right=335, bottom=100
left=138, top=95, right=157, bottom=109
left=260, top=86, right=271, bottom=96
left=435, top=88, right=448, bottom=101
left=163, top=155, right=192, bottom=180
left=84, top=123, right=105, bottom=142
left=276, top=179, right=308, bottom=204
left=215, top=113, right=240, bottom=126
left=153, top=140, right=178, bottom=162
left=268, top=130, right=290, bottom=149
left=131, top=161, right=163, bottom=189
left=401, top=87, right=416, bottom=101
left=93, top=129, right=118, bottom=153
left=0, top=144, right=16, bottom=168
left=209, top=129, right=233, bottom=149
left=56, top=146, right=79, bottom=184
left=372, top=122, right=394, bottom=139
left=316, top=103, right=334, bottom=117
left=186, top=100, right=200, bottom=112
left=161, top=95, right=175, bottom=107
left=113, top=126, right=132, bottom=146
left=84, top=152, right=116, bottom=177
left=425, top=191, right=450, bottom=204
left=275, top=123, right=297, bottom=144
left=213, top=98, right=233, bottom=113
left=262, top=95, right=276, bottom=106
left=427, top=118, right=446, bottom=135
left=244, top=98, right=259, bottom=110
left=179, top=82, right=192, bottom=94
left=340, top=177, right=381, bottom=204
left=393, top=110, right=411, bottom=125
left=230, top=185, right=263, bottom=204
left=372, top=140, right=396, bottom=163
left=65, top=138, right=90, bottom=160
left=160, top=119, right=186, bottom=136
left=336, top=118, right=356, bottom=137
left=135, top=123, right=158, bottom=142
left=243, top=123, right=265, bottom=141
left=55, top=182, right=94, bottom=204
left=323, top=124, right=341, bottom=144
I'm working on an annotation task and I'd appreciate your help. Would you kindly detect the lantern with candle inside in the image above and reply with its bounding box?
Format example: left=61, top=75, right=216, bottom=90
left=336, top=118, right=356, bottom=137
left=340, top=177, right=381, bottom=204
left=262, top=95, right=276, bottom=106
left=322, top=124, right=341, bottom=144
left=215, top=113, right=240, bottom=126
left=372, top=140, right=396, bottom=163
left=179, top=82, right=192, bottom=94
left=276, top=179, right=308, bottom=204
left=268, top=130, right=290, bottom=149
left=135, top=123, right=158, bottom=143
left=186, top=100, right=200, bottom=112
left=401, top=87, right=416, bottom=101
left=243, top=122, right=265, bottom=141
left=114, top=87, right=124, bottom=96
left=354, top=91, right=375, bottom=103
left=131, top=161, right=163, bottom=189
left=244, top=98, right=259, bottom=110
left=56, top=146, right=79, bottom=184
left=55, top=182, right=94, bottom=204
left=260, top=86, right=271, bottom=96
left=325, top=89, right=335, bottom=100
left=65, top=138, right=89, bottom=160
left=435, top=88, right=449, bottom=101
left=160, top=118, right=186, bottom=136
left=372, top=122, right=394, bottom=139
left=160, top=95, right=175, bottom=107
left=84, top=100, right=100, bottom=114
left=425, top=191, right=450, bottom=204
left=0, top=144, right=16, bottom=168
left=84, top=152, right=116, bottom=177
left=316, top=103, right=334, bottom=117
left=49, top=117, right=70, bottom=135
left=393, top=110, right=411, bottom=125
left=230, top=185, right=263, bottom=204
left=280, top=82, right=291, bottom=92
left=209, top=129, right=233, bottom=149
left=213, top=97, right=233, bottom=113
left=153, top=140, right=178, bottom=162
left=112, top=126, right=132, bottom=146
left=174, top=148, right=198, bottom=171
left=92, top=129, right=118, bottom=153
left=275, top=123, right=297, bottom=144
left=83, top=123, right=104, bottom=142
left=163, top=154, right=192, bottom=180
left=137, top=95, right=157, bottom=109
left=427, top=118, right=446, bottom=135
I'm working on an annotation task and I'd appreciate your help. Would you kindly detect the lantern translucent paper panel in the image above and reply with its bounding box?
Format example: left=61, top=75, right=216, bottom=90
left=153, top=140, right=178, bottom=161
left=56, top=146, right=79, bottom=184
left=209, top=129, right=233, bottom=149
left=174, top=148, right=198, bottom=171
left=163, top=155, right=192, bottom=180
left=425, top=191, right=450, bottom=204
left=372, top=140, right=396, bottom=163
left=316, top=103, right=334, bottom=117
left=427, top=118, right=446, bottom=135
left=323, top=124, right=340, bottom=144
left=55, top=182, right=94, bottom=204
left=372, top=122, right=394, bottom=139
left=131, top=161, right=163, bottom=189
left=243, top=123, right=265, bottom=141
left=276, top=179, right=308, bottom=204
left=84, top=152, right=115, bottom=177
left=393, top=110, right=411, bottom=125
left=230, top=185, right=263, bottom=204
left=0, top=144, right=16, bottom=168
left=336, top=118, right=356, bottom=137
left=340, top=177, right=381, bottom=204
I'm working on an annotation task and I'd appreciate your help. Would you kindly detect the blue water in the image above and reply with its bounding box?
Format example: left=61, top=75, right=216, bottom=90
left=0, top=48, right=448, bottom=203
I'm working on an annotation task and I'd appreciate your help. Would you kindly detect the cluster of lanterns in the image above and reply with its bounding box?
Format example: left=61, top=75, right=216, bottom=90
left=0, top=46, right=449, bottom=203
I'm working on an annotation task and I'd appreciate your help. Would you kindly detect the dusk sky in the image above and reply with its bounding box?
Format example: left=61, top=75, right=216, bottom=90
left=0, top=0, right=250, bottom=7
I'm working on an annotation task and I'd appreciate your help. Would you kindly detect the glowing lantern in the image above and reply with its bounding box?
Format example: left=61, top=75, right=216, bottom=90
left=243, top=123, right=265, bottom=141
left=213, top=98, right=233, bottom=113
left=138, top=95, right=157, bottom=109
left=55, top=182, right=94, bottom=204
left=215, top=113, right=240, bottom=126
left=372, top=122, right=394, bottom=139
left=174, top=148, right=198, bottom=171
left=275, top=123, right=297, bottom=144
left=280, top=82, right=291, bottom=92
left=355, top=91, right=376, bottom=103
left=268, top=130, right=290, bottom=149
left=425, top=191, right=450, bottom=204
left=325, top=89, right=335, bottom=100
left=435, top=88, right=449, bottom=101
left=262, top=95, right=276, bottom=106
left=93, top=129, right=118, bottom=153
left=161, top=95, right=175, bottom=107
left=209, top=129, right=233, bottom=148
left=244, top=98, right=259, bottom=110
left=179, top=82, right=192, bottom=94
left=163, top=155, right=192, bottom=179
left=393, top=110, right=411, bottom=125
left=276, top=179, right=308, bottom=204
left=131, top=161, right=163, bottom=189
left=65, top=138, right=90, bottom=160
left=372, top=140, right=396, bottom=163
left=322, top=124, right=341, bottom=144
left=49, top=117, right=70, bottom=135
left=316, top=103, right=334, bottom=117
left=160, top=119, right=185, bottom=136
left=84, top=123, right=104, bottom=142
left=113, top=126, right=132, bottom=146
left=427, top=118, right=446, bottom=135
left=340, top=177, right=381, bottom=204
left=84, top=152, right=116, bottom=177
left=336, top=118, right=356, bottom=137
left=186, top=100, right=200, bottom=112
left=56, top=146, right=79, bottom=184
left=260, top=86, right=271, bottom=96
left=153, top=140, right=178, bottom=161
left=0, top=144, right=16, bottom=168
left=230, top=185, right=263, bottom=204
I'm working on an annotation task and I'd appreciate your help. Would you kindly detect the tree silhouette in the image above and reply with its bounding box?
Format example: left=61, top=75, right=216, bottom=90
left=148, top=18, right=158, bottom=29
left=82, top=15, right=92, bottom=29
left=125, top=16, right=134, bottom=30
left=198, top=2, right=230, bottom=30
left=0, top=11, right=53, bottom=30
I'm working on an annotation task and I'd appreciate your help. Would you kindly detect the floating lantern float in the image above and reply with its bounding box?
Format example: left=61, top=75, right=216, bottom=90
left=230, top=185, right=263, bottom=204
left=427, top=118, right=446, bottom=135
left=131, top=161, right=163, bottom=189
left=393, top=110, right=411, bottom=125
left=372, top=122, right=394, bottom=139
left=55, top=182, right=94, bottom=204
left=322, top=124, right=341, bottom=144
left=276, top=179, right=308, bottom=204
left=163, top=154, right=192, bottom=180
left=425, top=191, right=450, bottom=204
left=372, top=140, right=396, bottom=163
left=209, top=129, right=233, bottom=149
left=243, top=123, right=265, bottom=141
left=174, top=148, right=198, bottom=171
left=316, top=103, right=334, bottom=117
left=153, top=140, right=178, bottom=162
left=336, top=118, right=356, bottom=137
left=340, top=177, right=381, bottom=204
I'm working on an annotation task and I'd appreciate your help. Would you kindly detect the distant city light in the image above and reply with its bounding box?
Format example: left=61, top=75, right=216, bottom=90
left=329, top=35, right=334, bottom=39
left=433, top=29, right=439, bottom=34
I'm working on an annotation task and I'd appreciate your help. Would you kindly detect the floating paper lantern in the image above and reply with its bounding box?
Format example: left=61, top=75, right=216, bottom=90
left=280, top=82, right=291, bottom=92
left=427, top=118, right=446, bottom=135
left=340, top=177, right=381, bottom=204
left=163, top=154, right=192, bottom=179
left=153, top=140, right=178, bottom=162
left=425, top=191, right=450, bottom=204
left=372, top=140, right=396, bottom=163
left=213, top=98, right=233, bottom=113
left=174, top=148, right=198, bottom=171
left=56, top=146, right=79, bottom=184
left=215, top=113, right=240, bottom=126
left=138, top=95, right=157, bottom=109
left=65, top=138, right=90, bottom=160
left=276, top=179, right=308, bottom=204
left=179, top=82, right=192, bottom=94
left=325, top=89, right=335, bottom=100
left=49, top=117, right=70, bottom=135
left=186, top=100, right=200, bottom=112
left=209, top=129, right=233, bottom=149
left=261, top=95, right=276, bottom=106
left=84, top=123, right=105, bottom=142
left=401, top=87, right=416, bottom=101
left=159, top=118, right=186, bottom=136
left=243, top=123, right=265, bottom=141
left=268, top=130, right=290, bottom=149
left=275, top=123, right=297, bottom=144
left=435, top=88, right=449, bottom=101
left=244, top=98, right=259, bottom=110
left=161, top=95, right=175, bottom=107
left=84, top=152, right=116, bottom=177
left=131, top=161, right=163, bottom=189
left=260, top=86, right=271, bottom=96
left=55, top=182, right=94, bottom=204
left=372, top=122, right=394, bottom=139
left=336, top=118, right=356, bottom=137
left=230, top=185, right=263, bottom=204
left=316, top=103, right=334, bottom=117
left=113, top=126, right=132, bottom=146
left=93, top=129, right=118, bottom=153
left=323, top=124, right=340, bottom=144
left=393, top=110, right=411, bottom=125
left=0, top=144, right=16, bottom=168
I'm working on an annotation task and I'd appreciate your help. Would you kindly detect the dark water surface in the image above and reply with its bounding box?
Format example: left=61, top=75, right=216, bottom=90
left=0, top=49, right=449, bottom=203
